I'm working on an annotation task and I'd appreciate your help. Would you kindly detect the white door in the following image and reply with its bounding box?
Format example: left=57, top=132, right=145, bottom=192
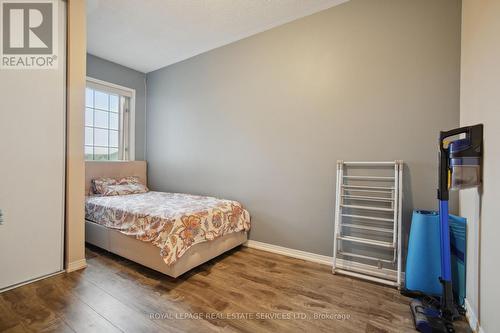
left=0, top=1, right=66, bottom=290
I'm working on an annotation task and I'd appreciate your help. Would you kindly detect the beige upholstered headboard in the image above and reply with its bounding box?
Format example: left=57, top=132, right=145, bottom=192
left=85, top=161, right=147, bottom=195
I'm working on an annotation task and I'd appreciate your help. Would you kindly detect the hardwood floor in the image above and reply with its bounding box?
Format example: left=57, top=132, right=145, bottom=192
left=1, top=245, right=471, bottom=333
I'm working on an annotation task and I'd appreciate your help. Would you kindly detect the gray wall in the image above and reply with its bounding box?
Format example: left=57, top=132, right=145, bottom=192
left=460, top=0, right=499, bottom=331
left=87, top=54, right=147, bottom=160
left=146, top=0, right=461, bottom=256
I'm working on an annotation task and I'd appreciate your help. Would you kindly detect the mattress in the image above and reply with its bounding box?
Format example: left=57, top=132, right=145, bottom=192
left=85, top=191, right=251, bottom=265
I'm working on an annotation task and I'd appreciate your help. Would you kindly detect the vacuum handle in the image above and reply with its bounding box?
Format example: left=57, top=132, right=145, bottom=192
left=439, top=126, right=472, bottom=143
left=440, top=124, right=483, bottom=150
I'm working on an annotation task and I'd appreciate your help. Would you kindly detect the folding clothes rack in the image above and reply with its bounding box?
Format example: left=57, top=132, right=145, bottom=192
left=333, top=161, right=403, bottom=288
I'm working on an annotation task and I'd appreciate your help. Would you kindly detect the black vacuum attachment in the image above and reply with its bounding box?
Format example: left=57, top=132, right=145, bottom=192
left=410, top=299, right=455, bottom=333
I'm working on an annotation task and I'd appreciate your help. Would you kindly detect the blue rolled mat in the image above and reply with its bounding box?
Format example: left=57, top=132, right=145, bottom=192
left=405, top=210, right=466, bottom=305
left=406, top=210, right=442, bottom=295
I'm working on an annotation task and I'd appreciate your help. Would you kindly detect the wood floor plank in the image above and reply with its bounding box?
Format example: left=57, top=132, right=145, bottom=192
left=88, top=254, right=279, bottom=333
left=0, top=284, right=61, bottom=332
left=56, top=273, right=171, bottom=333
left=226, top=248, right=415, bottom=331
left=0, top=297, right=28, bottom=333
left=0, top=244, right=471, bottom=333
left=34, top=277, right=122, bottom=333
left=81, top=255, right=224, bottom=333
left=38, top=320, right=75, bottom=333
left=189, top=256, right=365, bottom=332
left=0, top=324, right=30, bottom=333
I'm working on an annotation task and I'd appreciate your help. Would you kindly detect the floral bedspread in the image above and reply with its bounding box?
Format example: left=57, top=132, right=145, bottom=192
left=85, top=191, right=251, bottom=265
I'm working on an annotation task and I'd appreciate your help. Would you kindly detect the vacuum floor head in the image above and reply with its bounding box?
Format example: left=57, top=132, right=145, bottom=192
left=410, top=299, right=455, bottom=333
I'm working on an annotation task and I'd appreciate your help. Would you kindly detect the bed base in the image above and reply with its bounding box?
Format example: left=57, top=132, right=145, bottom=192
left=85, top=220, right=247, bottom=278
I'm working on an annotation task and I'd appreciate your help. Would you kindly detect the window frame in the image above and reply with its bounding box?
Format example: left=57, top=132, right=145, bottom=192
left=85, top=76, right=136, bottom=161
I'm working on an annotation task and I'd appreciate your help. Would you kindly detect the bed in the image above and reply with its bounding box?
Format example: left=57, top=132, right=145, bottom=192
left=85, top=161, right=250, bottom=277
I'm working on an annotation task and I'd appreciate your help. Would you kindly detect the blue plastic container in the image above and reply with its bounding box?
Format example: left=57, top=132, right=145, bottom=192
left=449, top=139, right=481, bottom=190
left=406, top=210, right=466, bottom=304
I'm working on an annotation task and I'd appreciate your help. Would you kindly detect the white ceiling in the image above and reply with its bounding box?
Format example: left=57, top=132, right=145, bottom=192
left=87, top=0, right=349, bottom=73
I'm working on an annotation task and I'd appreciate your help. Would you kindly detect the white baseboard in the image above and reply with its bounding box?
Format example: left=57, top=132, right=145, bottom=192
left=65, top=259, right=87, bottom=273
left=464, top=298, right=485, bottom=333
left=244, top=240, right=332, bottom=266
left=465, top=298, right=479, bottom=332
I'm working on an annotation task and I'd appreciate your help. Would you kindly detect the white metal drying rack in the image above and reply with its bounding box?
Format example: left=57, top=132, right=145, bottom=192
left=333, top=161, right=403, bottom=288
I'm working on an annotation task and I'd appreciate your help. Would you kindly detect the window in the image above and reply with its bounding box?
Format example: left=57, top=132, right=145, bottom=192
left=85, top=78, right=135, bottom=161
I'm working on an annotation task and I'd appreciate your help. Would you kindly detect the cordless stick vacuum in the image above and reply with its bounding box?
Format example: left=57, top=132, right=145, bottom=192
left=410, top=124, right=483, bottom=333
